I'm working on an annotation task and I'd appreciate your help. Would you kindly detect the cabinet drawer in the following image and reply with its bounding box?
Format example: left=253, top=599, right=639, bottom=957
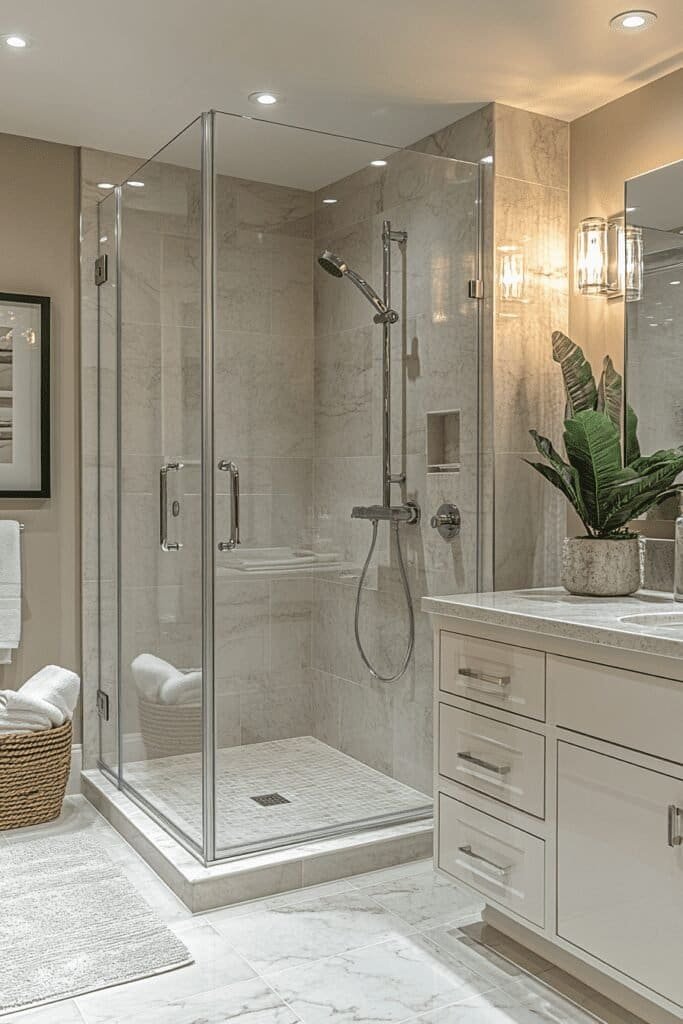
left=557, top=742, right=683, bottom=1007
left=440, top=632, right=545, bottom=721
left=549, top=655, right=682, bottom=764
left=438, top=792, right=545, bottom=927
left=439, top=705, right=545, bottom=817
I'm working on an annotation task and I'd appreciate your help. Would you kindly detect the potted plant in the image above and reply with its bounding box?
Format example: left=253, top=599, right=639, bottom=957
left=526, top=331, right=683, bottom=597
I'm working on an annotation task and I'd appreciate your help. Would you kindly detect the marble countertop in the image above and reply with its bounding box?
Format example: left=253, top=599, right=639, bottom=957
left=421, top=588, right=683, bottom=660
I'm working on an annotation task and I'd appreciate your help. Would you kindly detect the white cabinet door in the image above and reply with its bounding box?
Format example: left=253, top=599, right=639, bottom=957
left=557, top=742, right=683, bottom=1008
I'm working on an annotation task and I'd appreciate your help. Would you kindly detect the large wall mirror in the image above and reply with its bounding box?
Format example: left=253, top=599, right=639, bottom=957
left=625, top=159, right=683, bottom=522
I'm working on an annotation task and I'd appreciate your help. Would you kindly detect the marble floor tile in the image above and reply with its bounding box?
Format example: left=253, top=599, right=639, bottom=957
left=211, top=888, right=416, bottom=975
left=362, top=864, right=485, bottom=929
left=75, top=919, right=255, bottom=1023
left=270, top=932, right=495, bottom=1024
left=345, top=856, right=433, bottom=890
left=0, top=1001, right=85, bottom=1023
left=411, top=971, right=639, bottom=1024
left=204, top=877, right=355, bottom=921
left=77, top=978, right=299, bottom=1024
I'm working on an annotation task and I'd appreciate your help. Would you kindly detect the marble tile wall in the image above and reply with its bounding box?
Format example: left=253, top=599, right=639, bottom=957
left=416, top=104, right=569, bottom=592
left=311, top=148, right=482, bottom=796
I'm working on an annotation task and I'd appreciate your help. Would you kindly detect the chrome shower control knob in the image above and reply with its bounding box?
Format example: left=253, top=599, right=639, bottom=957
left=430, top=503, right=461, bottom=541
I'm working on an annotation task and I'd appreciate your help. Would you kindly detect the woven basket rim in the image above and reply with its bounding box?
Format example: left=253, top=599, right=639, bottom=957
left=138, top=695, right=202, bottom=710
left=0, top=719, right=73, bottom=746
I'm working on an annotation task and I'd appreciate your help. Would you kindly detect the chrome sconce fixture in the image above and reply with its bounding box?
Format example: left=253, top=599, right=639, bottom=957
left=575, top=215, right=643, bottom=301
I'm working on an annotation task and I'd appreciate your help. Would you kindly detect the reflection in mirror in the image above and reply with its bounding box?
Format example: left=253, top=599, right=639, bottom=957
left=626, top=160, right=683, bottom=476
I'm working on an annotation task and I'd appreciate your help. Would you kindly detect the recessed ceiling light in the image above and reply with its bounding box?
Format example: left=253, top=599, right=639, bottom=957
left=480, top=155, right=494, bottom=164
left=670, top=280, right=681, bottom=285
left=127, top=180, right=145, bottom=188
left=370, top=159, right=388, bottom=167
left=626, top=206, right=638, bottom=212
left=609, top=10, right=657, bottom=32
left=3, top=34, right=28, bottom=48
left=322, top=198, right=338, bottom=205
left=99, top=235, right=108, bottom=244
left=97, top=183, right=115, bottom=190
left=248, top=91, right=279, bottom=106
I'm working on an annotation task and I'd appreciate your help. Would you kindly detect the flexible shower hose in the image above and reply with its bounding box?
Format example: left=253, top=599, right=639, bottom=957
left=354, top=519, right=415, bottom=682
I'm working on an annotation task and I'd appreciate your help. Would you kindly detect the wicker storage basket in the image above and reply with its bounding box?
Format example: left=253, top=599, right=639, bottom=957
left=0, top=720, right=72, bottom=831
left=138, top=696, right=202, bottom=759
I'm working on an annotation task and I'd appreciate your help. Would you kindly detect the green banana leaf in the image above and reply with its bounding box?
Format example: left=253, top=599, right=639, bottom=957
left=552, top=331, right=597, bottom=418
left=596, top=355, right=641, bottom=465
left=563, top=411, right=623, bottom=529
left=528, top=429, right=590, bottom=526
left=600, top=449, right=683, bottom=532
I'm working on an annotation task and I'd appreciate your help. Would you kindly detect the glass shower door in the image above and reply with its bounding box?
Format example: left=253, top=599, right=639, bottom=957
left=116, top=119, right=206, bottom=853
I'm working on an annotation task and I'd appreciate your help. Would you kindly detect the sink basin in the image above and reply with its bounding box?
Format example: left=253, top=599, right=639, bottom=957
left=620, top=612, right=683, bottom=632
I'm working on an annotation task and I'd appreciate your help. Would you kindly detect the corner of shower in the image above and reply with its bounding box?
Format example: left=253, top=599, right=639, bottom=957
left=85, top=108, right=483, bottom=904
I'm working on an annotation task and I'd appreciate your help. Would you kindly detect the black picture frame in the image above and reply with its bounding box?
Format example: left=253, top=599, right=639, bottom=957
left=0, top=292, right=50, bottom=498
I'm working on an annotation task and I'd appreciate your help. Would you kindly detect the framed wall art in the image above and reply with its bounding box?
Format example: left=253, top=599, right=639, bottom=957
left=0, top=292, right=50, bottom=498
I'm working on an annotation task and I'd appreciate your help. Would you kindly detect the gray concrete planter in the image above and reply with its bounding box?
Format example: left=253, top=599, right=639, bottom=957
left=562, top=536, right=642, bottom=597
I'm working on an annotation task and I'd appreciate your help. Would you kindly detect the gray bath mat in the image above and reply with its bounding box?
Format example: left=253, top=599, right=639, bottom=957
left=0, top=832, right=192, bottom=1013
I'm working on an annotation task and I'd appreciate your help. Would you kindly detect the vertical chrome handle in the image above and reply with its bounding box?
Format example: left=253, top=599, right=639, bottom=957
left=667, top=805, right=682, bottom=847
left=218, top=460, right=240, bottom=551
left=160, top=461, right=183, bottom=552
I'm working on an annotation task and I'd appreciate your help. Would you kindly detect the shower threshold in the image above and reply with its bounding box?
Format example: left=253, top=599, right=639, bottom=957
left=81, top=738, right=433, bottom=912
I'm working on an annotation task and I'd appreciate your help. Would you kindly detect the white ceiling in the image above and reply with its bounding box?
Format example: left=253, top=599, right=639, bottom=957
left=0, top=0, right=681, bottom=165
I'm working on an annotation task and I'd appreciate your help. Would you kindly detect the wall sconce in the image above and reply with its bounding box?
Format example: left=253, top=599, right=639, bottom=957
left=575, top=216, right=643, bottom=301
left=498, top=245, right=525, bottom=301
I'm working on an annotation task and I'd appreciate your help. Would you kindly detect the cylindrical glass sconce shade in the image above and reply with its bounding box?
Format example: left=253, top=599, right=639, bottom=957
left=576, top=217, right=608, bottom=294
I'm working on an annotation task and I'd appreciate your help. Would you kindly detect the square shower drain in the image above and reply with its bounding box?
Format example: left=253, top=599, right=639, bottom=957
left=251, top=793, right=290, bottom=807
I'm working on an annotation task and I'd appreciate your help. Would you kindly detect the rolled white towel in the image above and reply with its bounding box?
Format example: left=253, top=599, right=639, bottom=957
left=19, top=665, right=80, bottom=725
left=0, top=691, right=53, bottom=734
left=131, top=653, right=178, bottom=702
left=158, top=670, right=202, bottom=706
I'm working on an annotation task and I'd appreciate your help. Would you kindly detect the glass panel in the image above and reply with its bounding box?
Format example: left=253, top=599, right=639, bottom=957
left=117, top=119, right=205, bottom=850
left=97, top=193, right=118, bottom=773
left=626, top=161, right=683, bottom=465
left=212, top=112, right=480, bottom=858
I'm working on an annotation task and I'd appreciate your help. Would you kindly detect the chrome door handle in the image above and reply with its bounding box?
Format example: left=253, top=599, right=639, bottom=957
left=456, top=751, right=511, bottom=775
left=458, top=668, right=510, bottom=692
left=218, top=460, right=240, bottom=551
left=667, top=804, right=682, bottom=847
left=160, top=461, right=183, bottom=552
left=457, top=844, right=511, bottom=878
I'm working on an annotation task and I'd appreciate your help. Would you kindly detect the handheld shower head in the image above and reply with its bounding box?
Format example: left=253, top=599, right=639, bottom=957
left=317, top=249, right=399, bottom=324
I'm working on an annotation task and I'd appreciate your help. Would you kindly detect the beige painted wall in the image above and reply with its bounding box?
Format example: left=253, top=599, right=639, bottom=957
left=0, top=132, right=81, bottom=735
left=569, top=67, right=683, bottom=372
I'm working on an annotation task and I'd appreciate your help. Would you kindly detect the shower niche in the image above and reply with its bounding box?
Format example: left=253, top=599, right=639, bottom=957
left=88, top=109, right=482, bottom=879
left=427, top=410, right=461, bottom=473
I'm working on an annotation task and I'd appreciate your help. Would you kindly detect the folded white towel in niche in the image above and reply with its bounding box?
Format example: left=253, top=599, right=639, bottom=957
left=158, top=670, right=202, bottom=706
left=131, top=653, right=179, bottom=702
left=0, top=520, right=21, bottom=664
left=0, top=665, right=80, bottom=735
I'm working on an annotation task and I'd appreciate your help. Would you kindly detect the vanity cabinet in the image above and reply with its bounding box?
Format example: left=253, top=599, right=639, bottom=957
left=557, top=742, right=683, bottom=1006
left=432, top=622, right=683, bottom=1024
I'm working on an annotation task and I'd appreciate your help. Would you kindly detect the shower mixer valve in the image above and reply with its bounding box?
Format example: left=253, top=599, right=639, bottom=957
left=430, top=503, right=461, bottom=541
left=351, top=503, right=420, bottom=525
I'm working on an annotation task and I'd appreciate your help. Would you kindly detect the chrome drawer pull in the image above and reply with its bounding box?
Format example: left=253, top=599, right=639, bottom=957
left=667, top=804, right=682, bottom=847
left=458, top=668, right=510, bottom=690
left=456, top=751, right=511, bottom=775
left=457, top=844, right=511, bottom=878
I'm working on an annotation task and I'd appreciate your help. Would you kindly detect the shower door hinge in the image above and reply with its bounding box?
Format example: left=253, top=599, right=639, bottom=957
left=468, top=278, right=484, bottom=299
left=94, top=254, right=108, bottom=287
left=96, top=689, right=110, bottom=721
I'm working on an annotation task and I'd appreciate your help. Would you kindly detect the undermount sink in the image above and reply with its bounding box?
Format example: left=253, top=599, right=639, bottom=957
left=620, top=611, right=683, bottom=631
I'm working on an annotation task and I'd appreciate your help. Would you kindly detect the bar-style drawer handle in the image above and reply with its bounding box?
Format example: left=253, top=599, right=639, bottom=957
left=458, top=667, right=510, bottom=689
left=667, top=805, right=682, bottom=847
left=457, top=843, right=512, bottom=878
left=456, top=751, right=511, bottom=775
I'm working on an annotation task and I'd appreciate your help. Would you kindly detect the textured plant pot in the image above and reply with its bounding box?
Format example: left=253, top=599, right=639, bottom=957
left=562, top=536, right=642, bottom=597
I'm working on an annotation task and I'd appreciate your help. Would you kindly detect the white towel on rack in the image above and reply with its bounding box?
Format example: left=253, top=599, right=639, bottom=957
left=0, top=520, right=21, bottom=664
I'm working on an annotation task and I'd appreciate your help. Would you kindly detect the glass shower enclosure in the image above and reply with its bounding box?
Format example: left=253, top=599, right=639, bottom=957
left=96, top=111, right=482, bottom=864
